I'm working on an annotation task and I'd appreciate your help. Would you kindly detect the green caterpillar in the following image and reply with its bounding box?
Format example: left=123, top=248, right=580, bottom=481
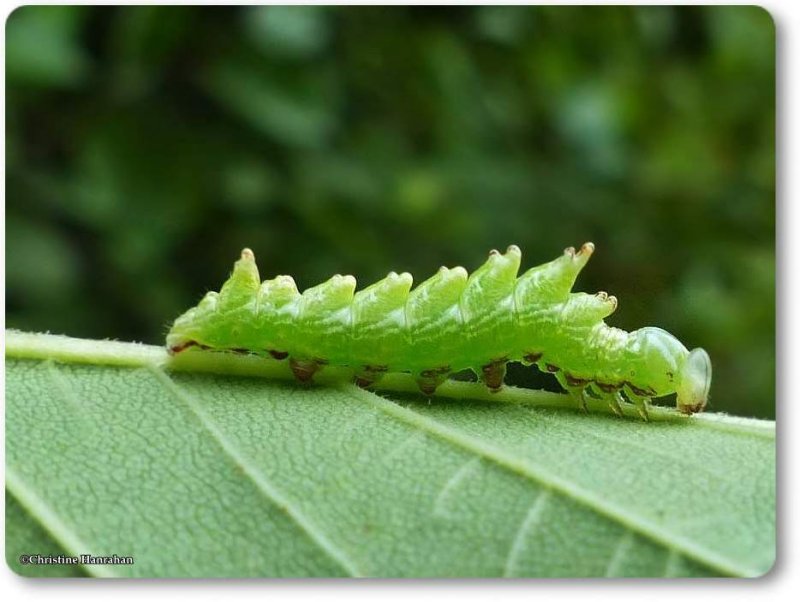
left=167, top=244, right=711, bottom=418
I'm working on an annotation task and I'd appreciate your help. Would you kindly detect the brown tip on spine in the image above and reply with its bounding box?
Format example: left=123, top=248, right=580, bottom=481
left=578, top=242, right=595, bottom=256
left=241, top=248, right=255, bottom=261
left=596, top=291, right=608, bottom=300
left=564, top=246, right=576, bottom=257
left=489, top=249, right=500, bottom=257
left=506, top=244, right=521, bottom=255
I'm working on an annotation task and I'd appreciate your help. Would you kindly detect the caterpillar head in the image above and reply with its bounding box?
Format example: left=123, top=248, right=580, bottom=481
left=631, top=327, right=711, bottom=414
left=675, top=347, right=712, bottom=415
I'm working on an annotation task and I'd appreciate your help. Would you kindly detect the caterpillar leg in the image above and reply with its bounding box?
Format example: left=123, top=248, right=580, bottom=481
left=554, top=372, right=590, bottom=413
left=605, top=391, right=625, bottom=418
left=624, top=386, right=651, bottom=422
left=585, top=383, right=626, bottom=417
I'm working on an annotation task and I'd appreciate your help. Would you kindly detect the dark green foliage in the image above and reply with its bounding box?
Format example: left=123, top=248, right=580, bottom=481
left=5, top=6, right=775, bottom=417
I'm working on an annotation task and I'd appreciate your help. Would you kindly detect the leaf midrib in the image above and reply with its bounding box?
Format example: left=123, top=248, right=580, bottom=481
left=340, top=384, right=754, bottom=577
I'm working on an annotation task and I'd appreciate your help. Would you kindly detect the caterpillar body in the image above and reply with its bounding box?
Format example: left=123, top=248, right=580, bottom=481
left=167, top=244, right=711, bottom=418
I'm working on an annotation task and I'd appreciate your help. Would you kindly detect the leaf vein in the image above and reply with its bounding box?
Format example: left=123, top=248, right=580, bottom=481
left=663, top=548, right=681, bottom=578
left=433, top=458, right=482, bottom=518
left=149, top=367, right=364, bottom=577
left=503, top=489, right=551, bottom=577
left=6, top=467, right=118, bottom=577
left=604, top=531, right=635, bottom=577
left=342, top=384, right=753, bottom=577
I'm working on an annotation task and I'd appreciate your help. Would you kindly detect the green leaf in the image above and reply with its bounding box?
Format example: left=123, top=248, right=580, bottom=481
left=5, top=331, right=775, bottom=578
left=5, top=492, right=87, bottom=577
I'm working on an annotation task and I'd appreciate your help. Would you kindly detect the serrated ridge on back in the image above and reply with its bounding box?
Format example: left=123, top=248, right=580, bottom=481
left=297, top=274, right=357, bottom=321
left=351, top=271, right=414, bottom=330
left=405, top=265, right=468, bottom=331
left=459, top=245, right=522, bottom=323
left=218, top=248, right=261, bottom=311
left=170, top=243, right=598, bottom=352
left=514, top=242, right=594, bottom=307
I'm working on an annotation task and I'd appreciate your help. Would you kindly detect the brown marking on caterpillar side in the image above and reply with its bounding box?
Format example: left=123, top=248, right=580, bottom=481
left=545, top=363, right=559, bottom=373
left=626, top=382, right=655, bottom=396
left=268, top=349, right=289, bottom=360
left=229, top=348, right=250, bottom=355
left=523, top=352, right=543, bottom=364
left=565, top=373, right=588, bottom=387
left=314, top=357, right=330, bottom=366
left=289, top=358, right=321, bottom=383
left=168, top=341, right=198, bottom=354
left=596, top=382, right=620, bottom=393
left=481, top=359, right=507, bottom=392
left=420, top=366, right=451, bottom=378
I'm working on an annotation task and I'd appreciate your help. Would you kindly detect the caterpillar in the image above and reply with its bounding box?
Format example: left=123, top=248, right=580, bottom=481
left=166, top=244, right=711, bottom=418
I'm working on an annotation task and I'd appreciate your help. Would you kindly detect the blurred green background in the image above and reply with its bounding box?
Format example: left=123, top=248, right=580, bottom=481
left=5, top=6, right=774, bottom=418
